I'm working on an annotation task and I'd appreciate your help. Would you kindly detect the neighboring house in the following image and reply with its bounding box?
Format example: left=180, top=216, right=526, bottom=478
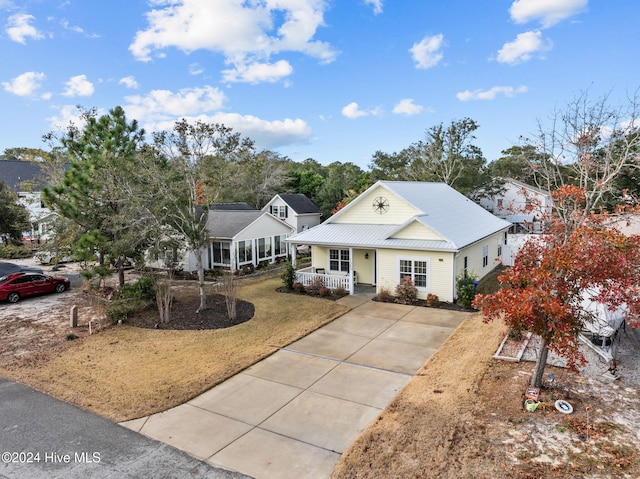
left=163, top=204, right=295, bottom=273
left=0, top=160, right=54, bottom=243
left=262, top=193, right=322, bottom=233
left=286, top=181, right=512, bottom=301
left=478, top=178, right=552, bottom=234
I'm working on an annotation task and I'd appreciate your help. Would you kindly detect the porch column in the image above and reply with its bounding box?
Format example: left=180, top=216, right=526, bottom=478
left=349, top=247, right=354, bottom=294
left=291, top=243, right=297, bottom=268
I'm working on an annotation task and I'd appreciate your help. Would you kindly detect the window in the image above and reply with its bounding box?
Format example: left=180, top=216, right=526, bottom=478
left=399, top=259, right=428, bottom=288
left=482, top=245, right=489, bottom=267
left=463, top=256, right=468, bottom=273
left=212, top=241, right=231, bottom=265
left=271, top=205, right=288, bottom=218
left=258, top=237, right=272, bottom=260
left=237, top=240, right=253, bottom=264
left=274, top=235, right=286, bottom=255
left=329, top=249, right=350, bottom=272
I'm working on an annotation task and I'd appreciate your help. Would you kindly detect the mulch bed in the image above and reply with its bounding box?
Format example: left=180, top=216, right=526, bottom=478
left=128, top=294, right=255, bottom=330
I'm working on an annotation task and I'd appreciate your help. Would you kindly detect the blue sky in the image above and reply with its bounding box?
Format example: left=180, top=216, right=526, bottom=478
left=2, top=0, right=639, bottom=169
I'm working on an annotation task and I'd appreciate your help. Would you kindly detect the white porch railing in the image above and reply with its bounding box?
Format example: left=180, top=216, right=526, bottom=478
left=296, top=266, right=353, bottom=292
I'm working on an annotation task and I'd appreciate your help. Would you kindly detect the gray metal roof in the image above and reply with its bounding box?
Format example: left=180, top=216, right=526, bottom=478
left=287, top=223, right=457, bottom=251
left=288, top=181, right=511, bottom=251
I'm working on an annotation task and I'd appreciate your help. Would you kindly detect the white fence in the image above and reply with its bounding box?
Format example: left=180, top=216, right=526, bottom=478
left=296, top=267, right=352, bottom=291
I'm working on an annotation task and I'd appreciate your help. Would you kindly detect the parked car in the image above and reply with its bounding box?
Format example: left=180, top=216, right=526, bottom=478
left=0, top=273, right=70, bottom=303
left=0, top=261, right=43, bottom=276
left=34, top=249, right=75, bottom=265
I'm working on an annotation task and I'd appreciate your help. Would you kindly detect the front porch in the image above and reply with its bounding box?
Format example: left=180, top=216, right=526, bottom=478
left=295, top=266, right=356, bottom=293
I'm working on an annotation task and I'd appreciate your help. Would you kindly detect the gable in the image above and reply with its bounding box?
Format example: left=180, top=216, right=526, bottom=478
left=330, top=185, right=420, bottom=225
left=391, top=219, right=444, bottom=241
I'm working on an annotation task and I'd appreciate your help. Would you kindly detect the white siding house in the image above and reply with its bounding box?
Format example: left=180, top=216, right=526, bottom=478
left=287, top=181, right=512, bottom=302
left=263, top=194, right=321, bottom=233
left=478, top=178, right=553, bottom=233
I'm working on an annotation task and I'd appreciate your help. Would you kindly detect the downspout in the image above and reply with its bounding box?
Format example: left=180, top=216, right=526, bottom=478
left=349, top=246, right=354, bottom=294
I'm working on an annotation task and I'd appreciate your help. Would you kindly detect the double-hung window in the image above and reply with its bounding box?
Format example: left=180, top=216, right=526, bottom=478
left=274, top=235, right=286, bottom=256
left=399, top=259, right=428, bottom=288
left=329, top=249, right=350, bottom=273
left=482, top=245, right=489, bottom=267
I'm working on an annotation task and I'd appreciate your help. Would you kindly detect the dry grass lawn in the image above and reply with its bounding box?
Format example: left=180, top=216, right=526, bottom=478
left=0, top=276, right=348, bottom=422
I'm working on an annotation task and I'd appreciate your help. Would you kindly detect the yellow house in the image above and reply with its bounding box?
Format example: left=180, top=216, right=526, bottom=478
left=286, top=181, right=511, bottom=303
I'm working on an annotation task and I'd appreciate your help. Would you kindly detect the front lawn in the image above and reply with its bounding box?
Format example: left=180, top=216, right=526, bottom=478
left=0, top=276, right=348, bottom=422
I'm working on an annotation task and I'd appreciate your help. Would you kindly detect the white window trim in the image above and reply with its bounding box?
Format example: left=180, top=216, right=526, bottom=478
left=397, top=256, right=430, bottom=290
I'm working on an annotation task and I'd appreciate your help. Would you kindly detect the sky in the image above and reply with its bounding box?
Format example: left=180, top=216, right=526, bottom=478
left=1, top=0, right=640, bottom=169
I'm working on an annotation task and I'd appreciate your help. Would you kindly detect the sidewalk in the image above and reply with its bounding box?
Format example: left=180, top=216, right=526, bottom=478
left=122, top=298, right=470, bottom=479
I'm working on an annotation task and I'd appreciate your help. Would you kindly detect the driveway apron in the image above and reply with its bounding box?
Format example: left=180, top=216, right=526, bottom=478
left=122, top=299, right=470, bottom=479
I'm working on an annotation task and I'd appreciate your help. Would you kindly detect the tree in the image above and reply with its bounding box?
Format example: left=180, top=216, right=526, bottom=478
left=488, top=145, right=551, bottom=185
left=474, top=186, right=640, bottom=387
left=42, top=106, right=148, bottom=286
left=408, top=118, right=487, bottom=194
left=315, top=162, right=366, bottom=217
left=526, top=90, right=640, bottom=212
left=149, top=119, right=254, bottom=313
left=368, top=149, right=412, bottom=182
left=0, top=181, right=30, bottom=244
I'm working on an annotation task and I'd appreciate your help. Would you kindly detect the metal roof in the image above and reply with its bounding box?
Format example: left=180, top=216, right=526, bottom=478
left=288, top=181, right=511, bottom=251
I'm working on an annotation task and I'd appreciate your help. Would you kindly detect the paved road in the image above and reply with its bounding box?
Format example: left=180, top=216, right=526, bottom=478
left=0, top=378, right=250, bottom=479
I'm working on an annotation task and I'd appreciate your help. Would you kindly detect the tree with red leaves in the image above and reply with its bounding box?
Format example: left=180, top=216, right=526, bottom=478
left=474, top=186, right=640, bottom=387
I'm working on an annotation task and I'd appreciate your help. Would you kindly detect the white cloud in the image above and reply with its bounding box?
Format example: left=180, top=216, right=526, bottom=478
left=393, top=98, right=423, bottom=116
left=510, top=0, right=588, bottom=28
left=456, top=85, right=528, bottom=101
left=47, top=105, right=103, bottom=133
left=341, top=102, right=382, bottom=119
left=189, top=63, right=204, bottom=75
left=123, top=85, right=227, bottom=122
left=6, top=13, right=44, bottom=43
left=222, top=60, right=293, bottom=84
left=364, top=0, right=383, bottom=15
left=62, top=74, right=94, bottom=97
left=2, top=71, right=45, bottom=96
left=496, top=30, right=552, bottom=64
left=129, top=0, right=336, bottom=84
left=409, top=34, right=444, bottom=69
left=119, top=76, right=139, bottom=89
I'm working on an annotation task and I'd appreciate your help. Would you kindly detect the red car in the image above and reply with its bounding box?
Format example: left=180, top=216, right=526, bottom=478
left=0, top=273, right=70, bottom=303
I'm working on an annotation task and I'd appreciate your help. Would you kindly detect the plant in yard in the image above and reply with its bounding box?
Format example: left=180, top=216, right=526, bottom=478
left=395, top=277, right=417, bottom=305
left=474, top=186, right=640, bottom=387
left=426, top=293, right=440, bottom=307
left=318, top=286, right=331, bottom=297
left=376, top=287, right=394, bottom=303
left=281, top=262, right=296, bottom=290
left=456, top=271, right=478, bottom=309
left=220, top=271, right=238, bottom=321
left=293, top=282, right=305, bottom=293
left=155, top=278, right=173, bottom=324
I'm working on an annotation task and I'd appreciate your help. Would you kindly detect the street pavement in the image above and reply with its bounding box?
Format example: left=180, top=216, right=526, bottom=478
left=0, top=378, right=250, bottom=479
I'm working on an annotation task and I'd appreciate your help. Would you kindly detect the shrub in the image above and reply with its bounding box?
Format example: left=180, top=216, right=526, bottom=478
left=456, top=271, right=478, bottom=309
left=376, top=287, right=395, bottom=303
left=333, top=286, right=348, bottom=298
left=106, top=299, right=147, bottom=325
left=306, top=276, right=324, bottom=296
left=293, top=282, right=306, bottom=293
left=395, top=277, right=418, bottom=305
left=117, top=274, right=156, bottom=301
left=281, top=262, right=296, bottom=290
left=0, top=244, right=31, bottom=259
left=318, top=286, right=331, bottom=297
left=66, top=333, right=79, bottom=341
left=426, top=293, right=440, bottom=307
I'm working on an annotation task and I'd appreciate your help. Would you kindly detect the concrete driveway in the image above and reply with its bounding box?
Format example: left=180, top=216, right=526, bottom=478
left=122, top=297, right=470, bottom=479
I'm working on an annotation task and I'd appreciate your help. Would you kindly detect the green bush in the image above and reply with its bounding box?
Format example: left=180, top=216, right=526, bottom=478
left=117, top=274, right=156, bottom=300
left=280, top=262, right=296, bottom=290
left=456, top=271, right=479, bottom=309
left=395, top=277, right=417, bottom=305
left=106, top=299, right=147, bottom=325
left=0, top=244, right=32, bottom=259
